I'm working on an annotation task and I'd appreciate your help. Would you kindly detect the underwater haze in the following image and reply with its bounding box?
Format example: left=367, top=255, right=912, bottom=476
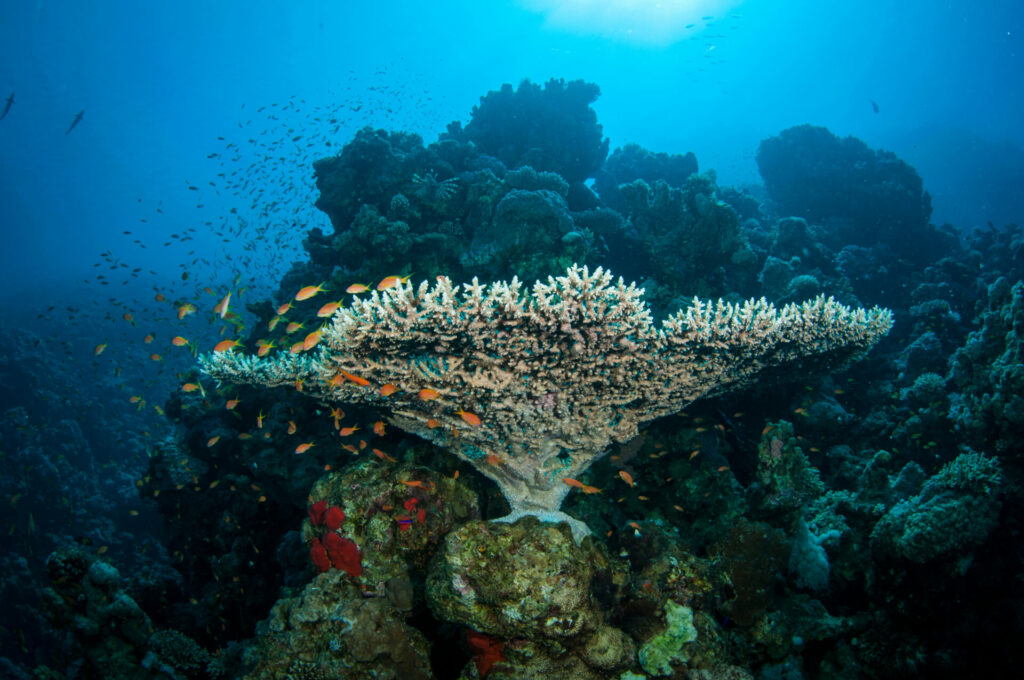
left=1, top=1, right=1023, bottom=678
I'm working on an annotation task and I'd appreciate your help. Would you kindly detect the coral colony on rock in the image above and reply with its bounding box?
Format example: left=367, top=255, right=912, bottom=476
left=5, top=73, right=1024, bottom=680
left=202, top=265, right=892, bottom=542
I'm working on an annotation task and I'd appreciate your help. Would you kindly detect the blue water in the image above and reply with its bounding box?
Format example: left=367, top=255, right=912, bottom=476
left=2, top=1, right=1021, bottom=305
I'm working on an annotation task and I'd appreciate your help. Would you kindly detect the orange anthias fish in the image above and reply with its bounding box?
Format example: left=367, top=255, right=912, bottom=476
left=213, top=339, right=241, bottom=353
left=177, top=303, right=196, bottom=320
left=171, top=336, right=189, bottom=347
left=373, top=448, right=397, bottom=463
left=399, top=479, right=434, bottom=490
left=93, top=342, right=108, bottom=356
left=143, top=333, right=155, bottom=344
left=339, top=426, right=359, bottom=437
left=380, top=383, right=398, bottom=397
left=618, top=470, right=635, bottom=487
left=288, top=341, right=305, bottom=355
left=295, top=283, right=327, bottom=301
left=123, top=313, right=135, bottom=326
left=285, top=321, right=304, bottom=334
left=330, top=407, right=344, bottom=429
left=455, top=408, right=481, bottom=426
left=302, top=330, right=322, bottom=351
left=287, top=420, right=297, bottom=435
left=418, top=388, right=440, bottom=400
left=316, top=300, right=342, bottom=317
left=562, top=478, right=601, bottom=493
left=225, top=399, right=240, bottom=410
left=341, top=370, right=370, bottom=387
left=372, top=421, right=386, bottom=436
left=345, top=283, right=370, bottom=294
left=256, top=340, right=274, bottom=357
left=182, top=383, right=201, bottom=393
left=376, top=274, right=412, bottom=291
left=276, top=302, right=292, bottom=315
left=295, top=441, right=315, bottom=454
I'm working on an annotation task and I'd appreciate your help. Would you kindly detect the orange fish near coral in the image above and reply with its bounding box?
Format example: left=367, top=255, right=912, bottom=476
left=456, top=408, right=481, bottom=426
left=418, top=388, right=440, bottom=400
left=380, top=383, right=398, bottom=397
left=317, top=300, right=342, bottom=317
left=213, top=339, right=240, bottom=353
left=340, top=370, right=370, bottom=387
left=171, top=336, right=189, bottom=347
left=345, top=283, right=370, bottom=294
left=618, top=470, right=635, bottom=487
left=177, top=303, right=196, bottom=320
left=376, top=274, right=411, bottom=291
left=373, top=448, right=397, bottom=463
left=295, top=441, right=315, bottom=454
left=302, top=330, right=322, bottom=351
left=295, top=283, right=326, bottom=301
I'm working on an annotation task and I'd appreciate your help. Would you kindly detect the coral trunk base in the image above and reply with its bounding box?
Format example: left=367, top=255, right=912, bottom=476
left=492, top=508, right=590, bottom=544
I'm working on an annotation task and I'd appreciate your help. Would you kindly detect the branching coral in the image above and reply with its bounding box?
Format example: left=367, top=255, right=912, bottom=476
left=202, top=265, right=891, bottom=539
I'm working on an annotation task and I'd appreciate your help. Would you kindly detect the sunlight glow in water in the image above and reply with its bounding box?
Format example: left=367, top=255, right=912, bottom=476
left=519, top=0, right=744, bottom=45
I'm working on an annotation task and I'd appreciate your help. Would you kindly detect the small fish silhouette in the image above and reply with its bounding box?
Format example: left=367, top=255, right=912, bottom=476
left=870, top=100, right=880, bottom=114
left=66, top=109, right=84, bottom=134
left=0, top=93, right=13, bottom=120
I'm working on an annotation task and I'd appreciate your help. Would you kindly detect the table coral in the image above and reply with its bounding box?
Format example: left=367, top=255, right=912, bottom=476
left=202, top=264, right=891, bottom=539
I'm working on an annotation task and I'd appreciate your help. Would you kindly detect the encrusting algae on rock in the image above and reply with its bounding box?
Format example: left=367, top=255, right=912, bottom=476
left=202, top=264, right=892, bottom=540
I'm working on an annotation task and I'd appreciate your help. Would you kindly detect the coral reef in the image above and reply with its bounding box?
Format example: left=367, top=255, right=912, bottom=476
left=871, top=451, right=1003, bottom=565
left=619, top=172, right=758, bottom=301
left=203, top=265, right=891, bottom=538
left=448, top=78, right=609, bottom=185
left=756, top=124, right=934, bottom=254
